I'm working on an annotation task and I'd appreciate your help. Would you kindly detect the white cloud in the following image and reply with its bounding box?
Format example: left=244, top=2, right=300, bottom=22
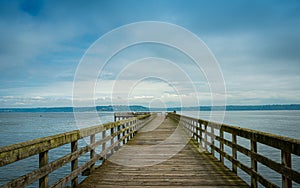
left=133, top=95, right=154, bottom=99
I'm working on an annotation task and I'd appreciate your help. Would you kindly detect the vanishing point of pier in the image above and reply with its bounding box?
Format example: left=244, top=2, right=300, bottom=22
left=0, top=112, right=299, bottom=187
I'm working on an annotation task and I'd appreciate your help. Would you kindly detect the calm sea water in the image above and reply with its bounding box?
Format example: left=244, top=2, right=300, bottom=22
left=0, top=111, right=299, bottom=187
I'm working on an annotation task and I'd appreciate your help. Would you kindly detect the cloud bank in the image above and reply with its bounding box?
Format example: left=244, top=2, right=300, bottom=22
left=0, top=0, right=299, bottom=107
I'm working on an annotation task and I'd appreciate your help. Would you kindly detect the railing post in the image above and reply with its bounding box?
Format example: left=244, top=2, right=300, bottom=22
left=71, top=141, right=78, bottom=188
left=189, top=120, right=192, bottom=135
left=204, top=124, right=208, bottom=151
left=90, top=134, right=95, bottom=170
left=117, top=124, right=121, bottom=148
left=186, top=120, right=189, bottom=135
left=102, top=130, right=106, bottom=159
left=251, top=140, right=257, bottom=188
left=127, top=121, right=131, bottom=140
left=183, top=119, right=186, bottom=134
left=232, top=134, right=237, bottom=174
left=130, top=120, right=133, bottom=139
left=220, top=129, right=224, bottom=164
left=186, top=120, right=188, bottom=134
left=196, top=122, right=198, bottom=143
left=211, top=125, right=215, bottom=158
left=197, top=122, right=200, bottom=144
left=281, top=150, right=292, bottom=188
left=122, top=124, right=126, bottom=144
left=111, top=127, right=114, bottom=155
left=185, top=120, right=187, bottom=132
left=133, top=119, right=137, bottom=136
left=190, top=120, right=193, bottom=135
left=199, top=122, right=203, bottom=147
left=191, top=120, right=194, bottom=138
left=193, top=121, right=197, bottom=140
left=39, top=151, right=48, bottom=188
left=126, top=122, right=130, bottom=142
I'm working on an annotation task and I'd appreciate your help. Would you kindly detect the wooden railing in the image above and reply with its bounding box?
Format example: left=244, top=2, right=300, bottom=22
left=0, top=113, right=151, bottom=188
left=168, top=113, right=300, bottom=188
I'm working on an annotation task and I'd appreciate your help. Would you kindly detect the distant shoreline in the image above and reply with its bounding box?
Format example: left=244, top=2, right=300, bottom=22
left=0, top=104, right=300, bottom=112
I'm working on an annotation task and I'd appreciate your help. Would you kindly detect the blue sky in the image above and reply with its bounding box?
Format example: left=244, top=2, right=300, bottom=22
left=0, top=0, right=300, bottom=107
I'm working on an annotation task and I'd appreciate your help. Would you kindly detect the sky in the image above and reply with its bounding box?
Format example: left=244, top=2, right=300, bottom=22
left=0, top=0, right=300, bottom=108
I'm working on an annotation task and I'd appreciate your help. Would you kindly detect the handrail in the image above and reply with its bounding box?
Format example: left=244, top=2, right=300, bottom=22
left=168, top=113, right=300, bottom=188
left=0, top=113, right=151, bottom=188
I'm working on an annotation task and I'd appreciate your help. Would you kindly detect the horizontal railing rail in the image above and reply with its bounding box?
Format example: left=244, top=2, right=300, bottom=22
left=0, top=113, right=151, bottom=188
left=168, top=113, right=300, bottom=188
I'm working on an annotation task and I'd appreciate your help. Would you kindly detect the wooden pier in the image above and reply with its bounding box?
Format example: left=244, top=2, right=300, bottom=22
left=0, top=112, right=299, bottom=188
left=79, top=114, right=248, bottom=187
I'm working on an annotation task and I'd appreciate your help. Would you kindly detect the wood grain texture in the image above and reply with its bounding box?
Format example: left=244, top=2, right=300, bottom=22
left=79, top=115, right=248, bottom=187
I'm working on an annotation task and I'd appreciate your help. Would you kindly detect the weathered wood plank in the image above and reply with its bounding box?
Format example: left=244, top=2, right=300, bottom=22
left=0, top=131, right=79, bottom=166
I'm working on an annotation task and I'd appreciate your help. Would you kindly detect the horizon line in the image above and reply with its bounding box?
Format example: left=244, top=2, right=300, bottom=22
left=1, top=104, right=300, bottom=109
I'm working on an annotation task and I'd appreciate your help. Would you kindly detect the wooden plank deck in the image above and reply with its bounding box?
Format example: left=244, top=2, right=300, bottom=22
left=79, top=114, right=249, bottom=187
